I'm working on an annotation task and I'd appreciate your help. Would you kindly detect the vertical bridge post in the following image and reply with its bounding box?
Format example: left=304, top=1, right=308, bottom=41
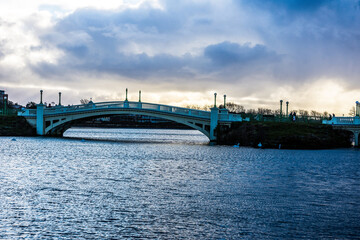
left=210, top=107, right=219, bottom=142
left=36, top=90, right=45, bottom=135
left=124, top=88, right=129, bottom=108
left=286, top=101, right=289, bottom=116
left=354, top=131, right=359, bottom=147
left=210, top=93, right=219, bottom=142
left=138, top=90, right=142, bottom=108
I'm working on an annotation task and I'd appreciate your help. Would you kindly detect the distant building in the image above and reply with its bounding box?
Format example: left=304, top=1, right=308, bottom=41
left=1, top=90, right=8, bottom=104
left=1, top=90, right=8, bottom=114
left=0, top=90, right=5, bottom=104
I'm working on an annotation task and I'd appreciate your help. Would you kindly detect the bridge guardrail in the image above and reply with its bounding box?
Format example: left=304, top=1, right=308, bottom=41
left=18, top=101, right=214, bottom=119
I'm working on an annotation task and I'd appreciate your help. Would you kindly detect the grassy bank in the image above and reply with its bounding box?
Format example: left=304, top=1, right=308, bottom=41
left=217, top=122, right=353, bottom=149
left=0, top=116, right=36, bottom=136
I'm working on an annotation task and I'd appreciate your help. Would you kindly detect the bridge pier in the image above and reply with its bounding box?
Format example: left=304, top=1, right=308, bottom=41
left=354, top=131, right=359, bottom=147
left=36, top=103, right=45, bottom=135
left=210, top=107, right=219, bottom=142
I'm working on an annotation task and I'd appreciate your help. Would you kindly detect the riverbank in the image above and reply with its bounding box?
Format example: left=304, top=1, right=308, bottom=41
left=217, top=122, right=353, bottom=149
left=0, top=116, right=36, bottom=136
left=1, top=116, right=354, bottom=149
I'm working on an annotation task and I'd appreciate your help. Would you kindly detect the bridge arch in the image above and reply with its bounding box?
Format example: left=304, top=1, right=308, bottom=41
left=44, top=109, right=211, bottom=140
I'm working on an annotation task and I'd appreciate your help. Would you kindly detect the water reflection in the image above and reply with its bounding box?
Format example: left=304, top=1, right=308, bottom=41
left=0, top=128, right=359, bottom=239
left=64, top=127, right=210, bottom=145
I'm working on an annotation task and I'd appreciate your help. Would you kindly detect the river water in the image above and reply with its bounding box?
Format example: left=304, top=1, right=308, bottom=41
left=1, top=128, right=359, bottom=239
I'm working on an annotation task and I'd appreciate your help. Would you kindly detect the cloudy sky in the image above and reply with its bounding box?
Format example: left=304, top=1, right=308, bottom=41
left=1, top=0, right=359, bottom=114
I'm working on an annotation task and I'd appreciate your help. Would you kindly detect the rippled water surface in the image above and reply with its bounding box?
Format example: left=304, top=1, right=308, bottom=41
left=1, top=128, right=360, bottom=239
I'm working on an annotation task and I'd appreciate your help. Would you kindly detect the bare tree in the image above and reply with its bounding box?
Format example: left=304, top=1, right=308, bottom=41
left=219, top=102, right=245, bottom=113
left=227, top=102, right=245, bottom=113
left=273, top=109, right=280, bottom=115
left=257, top=108, right=273, bottom=115
left=349, top=106, right=356, bottom=116
left=247, top=109, right=257, bottom=115
left=311, top=110, right=320, bottom=117
left=298, top=109, right=309, bottom=116
left=185, top=105, right=202, bottom=110
left=26, top=101, right=37, bottom=109
left=80, top=99, right=90, bottom=105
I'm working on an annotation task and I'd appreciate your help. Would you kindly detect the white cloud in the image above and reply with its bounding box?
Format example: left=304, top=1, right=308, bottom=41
left=0, top=0, right=359, bottom=115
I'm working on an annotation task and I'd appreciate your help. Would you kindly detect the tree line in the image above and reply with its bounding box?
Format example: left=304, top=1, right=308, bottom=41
left=185, top=102, right=347, bottom=118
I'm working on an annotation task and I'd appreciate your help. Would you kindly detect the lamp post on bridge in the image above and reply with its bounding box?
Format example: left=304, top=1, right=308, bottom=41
left=224, top=95, right=226, bottom=109
left=214, top=93, right=217, bottom=108
left=58, top=92, right=62, bottom=106
left=286, top=101, right=289, bottom=116
left=280, top=100, right=283, bottom=117
left=139, top=90, right=141, bottom=102
left=40, top=90, right=43, bottom=104
left=124, top=88, right=129, bottom=108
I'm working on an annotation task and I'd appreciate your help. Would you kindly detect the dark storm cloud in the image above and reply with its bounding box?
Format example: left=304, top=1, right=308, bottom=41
left=27, top=0, right=360, bottom=89
left=204, top=41, right=280, bottom=67
left=238, top=0, right=360, bottom=86
left=32, top=39, right=278, bottom=81
left=52, top=1, right=209, bottom=34
left=31, top=49, right=194, bottom=80
left=247, top=0, right=332, bottom=12
left=31, top=2, right=280, bottom=82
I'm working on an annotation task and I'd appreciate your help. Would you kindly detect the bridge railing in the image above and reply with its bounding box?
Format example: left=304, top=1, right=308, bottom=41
left=18, top=109, right=37, bottom=116
left=17, top=101, right=251, bottom=122
left=19, top=101, right=213, bottom=119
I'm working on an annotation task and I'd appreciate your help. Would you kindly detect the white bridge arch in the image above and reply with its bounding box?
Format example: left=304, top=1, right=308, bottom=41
left=19, top=101, right=246, bottom=141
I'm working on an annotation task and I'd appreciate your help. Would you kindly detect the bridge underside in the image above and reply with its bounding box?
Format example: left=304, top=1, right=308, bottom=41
left=40, top=109, right=212, bottom=140
left=332, top=125, right=360, bottom=147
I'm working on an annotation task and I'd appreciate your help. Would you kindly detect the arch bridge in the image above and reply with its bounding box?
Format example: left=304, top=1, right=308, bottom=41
left=18, top=100, right=246, bottom=142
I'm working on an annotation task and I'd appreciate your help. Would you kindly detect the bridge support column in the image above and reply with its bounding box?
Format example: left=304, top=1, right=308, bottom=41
left=354, top=131, right=359, bottom=147
left=210, top=107, right=219, bottom=142
left=36, top=103, right=45, bottom=135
